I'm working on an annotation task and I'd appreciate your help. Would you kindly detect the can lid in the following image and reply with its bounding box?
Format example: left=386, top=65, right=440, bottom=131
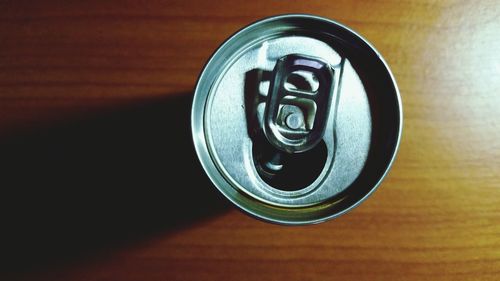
left=192, top=14, right=402, bottom=224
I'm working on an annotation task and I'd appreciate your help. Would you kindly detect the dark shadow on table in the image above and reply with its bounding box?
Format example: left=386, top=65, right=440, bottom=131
left=0, top=94, right=229, bottom=274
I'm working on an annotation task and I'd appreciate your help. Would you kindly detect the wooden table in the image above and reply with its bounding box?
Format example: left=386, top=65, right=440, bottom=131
left=1, top=1, right=499, bottom=280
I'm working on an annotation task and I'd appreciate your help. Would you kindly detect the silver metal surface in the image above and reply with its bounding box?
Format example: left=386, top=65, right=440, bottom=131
left=285, top=112, right=304, bottom=130
left=192, top=14, right=402, bottom=224
left=263, top=54, right=336, bottom=153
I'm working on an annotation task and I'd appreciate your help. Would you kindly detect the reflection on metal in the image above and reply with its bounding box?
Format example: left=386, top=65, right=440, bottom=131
left=264, top=54, right=337, bottom=154
left=192, top=14, right=402, bottom=225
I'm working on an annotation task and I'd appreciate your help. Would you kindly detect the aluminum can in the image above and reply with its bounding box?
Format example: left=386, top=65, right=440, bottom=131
left=192, top=14, right=402, bottom=224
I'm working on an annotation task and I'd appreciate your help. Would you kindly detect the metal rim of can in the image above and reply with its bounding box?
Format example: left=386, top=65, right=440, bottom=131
left=191, top=14, right=403, bottom=225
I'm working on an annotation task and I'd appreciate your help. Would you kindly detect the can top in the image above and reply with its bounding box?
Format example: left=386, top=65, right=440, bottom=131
left=192, top=14, right=402, bottom=224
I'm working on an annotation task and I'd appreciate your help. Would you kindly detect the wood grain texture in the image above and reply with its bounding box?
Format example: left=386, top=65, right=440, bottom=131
left=1, top=0, right=499, bottom=280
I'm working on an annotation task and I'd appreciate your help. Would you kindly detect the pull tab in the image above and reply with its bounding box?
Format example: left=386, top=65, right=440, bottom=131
left=263, top=54, right=335, bottom=153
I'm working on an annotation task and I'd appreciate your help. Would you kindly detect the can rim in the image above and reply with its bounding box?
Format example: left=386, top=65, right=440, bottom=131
left=191, top=14, right=403, bottom=225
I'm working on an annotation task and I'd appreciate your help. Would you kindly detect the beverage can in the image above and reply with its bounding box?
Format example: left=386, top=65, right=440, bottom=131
left=191, top=14, right=402, bottom=224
